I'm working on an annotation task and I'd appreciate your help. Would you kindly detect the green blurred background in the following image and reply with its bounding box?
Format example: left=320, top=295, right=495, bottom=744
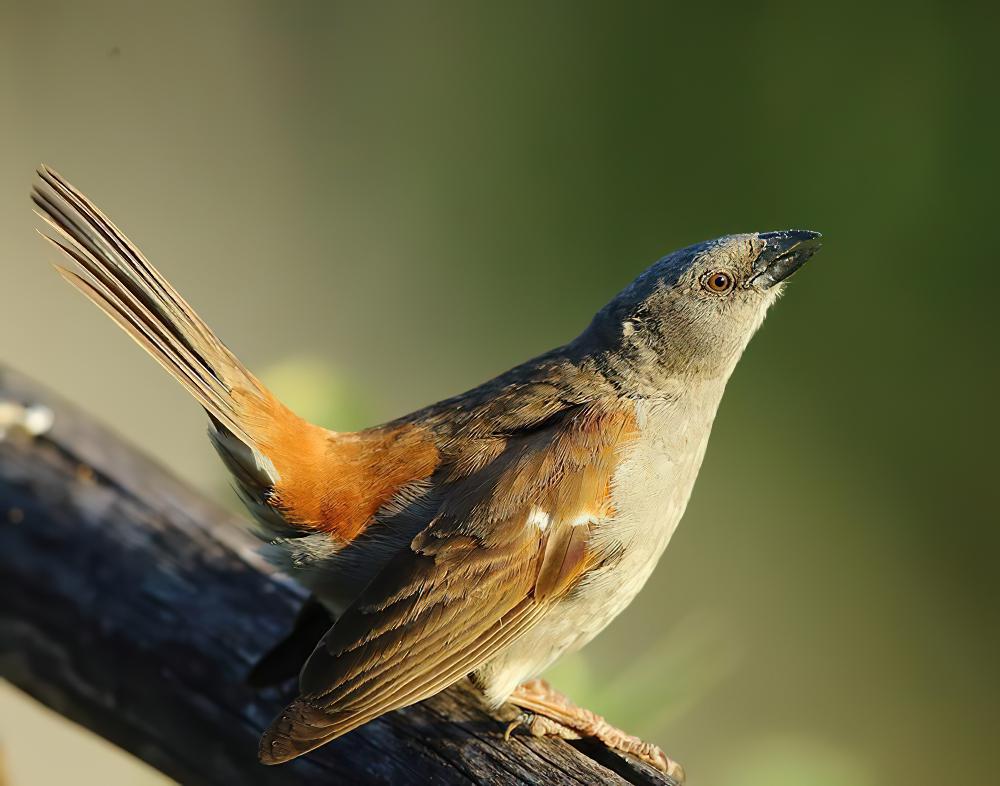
left=1, top=1, right=997, bottom=784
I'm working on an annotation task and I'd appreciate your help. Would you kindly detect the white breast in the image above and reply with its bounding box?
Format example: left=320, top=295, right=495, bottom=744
left=477, top=387, right=727, bottom=706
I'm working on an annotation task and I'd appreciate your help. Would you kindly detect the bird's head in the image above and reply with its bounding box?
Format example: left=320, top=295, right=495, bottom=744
left=579, top=230, right=822, bottom=390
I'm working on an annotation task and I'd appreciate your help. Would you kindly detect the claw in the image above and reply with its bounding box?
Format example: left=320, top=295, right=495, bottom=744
left=504, top=680, right=684, bottom=779
left=503, top=711, right=533, bottom=741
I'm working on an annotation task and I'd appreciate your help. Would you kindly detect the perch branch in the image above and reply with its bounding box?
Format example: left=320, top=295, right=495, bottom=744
left=0, top=365, right=676, bottom=785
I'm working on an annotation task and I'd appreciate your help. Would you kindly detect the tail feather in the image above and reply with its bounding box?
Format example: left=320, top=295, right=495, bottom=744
left=31, top=166, right=317, bottom=538
left=32, top=167, right=440, bottom=550
left=32, top=167, right=258, bottom=442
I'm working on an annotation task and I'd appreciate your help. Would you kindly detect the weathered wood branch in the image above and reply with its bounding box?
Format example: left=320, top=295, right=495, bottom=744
left=0, top=366, right=676, bottom=786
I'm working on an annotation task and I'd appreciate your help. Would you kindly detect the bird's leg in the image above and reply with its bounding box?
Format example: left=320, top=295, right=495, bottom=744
left=505, top=679, right=685, bottom=782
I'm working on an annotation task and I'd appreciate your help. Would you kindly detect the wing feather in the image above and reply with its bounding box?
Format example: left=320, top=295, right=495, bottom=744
left=259, top=404, right=638, bottom=764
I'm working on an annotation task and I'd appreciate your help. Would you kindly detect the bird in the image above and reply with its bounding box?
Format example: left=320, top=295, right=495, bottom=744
left=32, top=166, right=821, bottom=781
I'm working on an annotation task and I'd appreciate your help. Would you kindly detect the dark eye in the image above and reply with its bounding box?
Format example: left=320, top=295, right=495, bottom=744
left=704, top=271, right=734, bottom=293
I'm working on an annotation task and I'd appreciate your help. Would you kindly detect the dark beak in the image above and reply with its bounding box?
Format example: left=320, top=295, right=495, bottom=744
left=751, top=230, right=823, bottom=288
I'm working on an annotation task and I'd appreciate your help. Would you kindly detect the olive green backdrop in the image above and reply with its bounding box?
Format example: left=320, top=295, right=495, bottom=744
left=1, top=2, right=996, bottom=785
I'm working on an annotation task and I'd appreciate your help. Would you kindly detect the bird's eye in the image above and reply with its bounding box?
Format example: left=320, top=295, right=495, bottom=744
left=704, top=271, right=734, bottom=293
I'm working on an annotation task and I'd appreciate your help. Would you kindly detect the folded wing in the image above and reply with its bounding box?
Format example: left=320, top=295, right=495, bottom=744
left=260, top=404, right=638, bottom=763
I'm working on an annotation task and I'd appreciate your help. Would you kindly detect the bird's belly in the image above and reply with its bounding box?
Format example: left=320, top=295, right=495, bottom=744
left=473, top=526, right=673, bottom=707
left=476, top=403, right=714, bottom=705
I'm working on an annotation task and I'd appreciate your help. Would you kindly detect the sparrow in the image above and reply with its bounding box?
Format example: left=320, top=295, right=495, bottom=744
left=32, top=167, right=821, bottom=781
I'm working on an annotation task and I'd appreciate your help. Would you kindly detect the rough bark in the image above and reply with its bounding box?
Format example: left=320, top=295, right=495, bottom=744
left=0, top=366, right=677, bottom=786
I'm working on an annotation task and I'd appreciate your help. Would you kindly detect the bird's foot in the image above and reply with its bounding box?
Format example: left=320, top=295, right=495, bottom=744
left=505, top=679, right=685, bottom=782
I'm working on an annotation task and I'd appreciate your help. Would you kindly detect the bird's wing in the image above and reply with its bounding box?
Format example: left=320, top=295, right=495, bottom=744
left=259, top=402, right=638, bottom=764
left=246, top=595, right=336, bottom=689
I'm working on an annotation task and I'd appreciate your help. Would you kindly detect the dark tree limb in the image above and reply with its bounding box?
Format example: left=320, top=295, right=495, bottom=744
left=0, top=366, right=676, bottom=786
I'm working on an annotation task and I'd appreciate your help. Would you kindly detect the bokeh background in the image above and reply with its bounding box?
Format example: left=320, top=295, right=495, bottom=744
left=1, top=1, right=997, bottom=784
